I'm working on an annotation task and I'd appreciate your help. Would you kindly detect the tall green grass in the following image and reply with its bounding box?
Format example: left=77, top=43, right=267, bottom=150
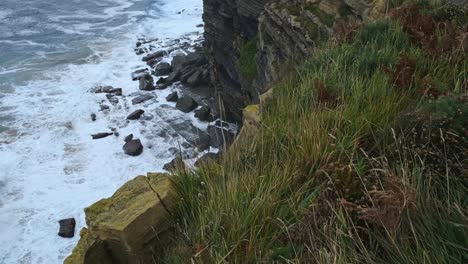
left=165, top=8, right=467, bottom=264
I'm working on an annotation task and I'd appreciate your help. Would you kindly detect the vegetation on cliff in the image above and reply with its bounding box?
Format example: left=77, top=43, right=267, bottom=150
left=165, top=2, right=467, bottom=263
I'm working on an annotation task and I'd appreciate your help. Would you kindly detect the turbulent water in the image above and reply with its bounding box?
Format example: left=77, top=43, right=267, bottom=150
left=0, top=0, right=203, bottom=262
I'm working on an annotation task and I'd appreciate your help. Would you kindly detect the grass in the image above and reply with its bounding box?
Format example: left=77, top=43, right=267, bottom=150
left=164, top=2, right=467, bottom=263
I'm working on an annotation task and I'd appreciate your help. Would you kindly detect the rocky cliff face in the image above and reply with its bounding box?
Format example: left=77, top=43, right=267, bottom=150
left=204, top=0, right=385, bottom=121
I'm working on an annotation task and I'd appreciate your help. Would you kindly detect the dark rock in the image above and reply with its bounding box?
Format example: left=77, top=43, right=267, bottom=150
left=165, top=70, right=181, bottom=83
left=156, top=77, right=166, bottom=84
left=132, top=94, right=154, bottom=105
left=166, top=92, right=178, bottom=102
left=176, top=95, right=198, bottom=113
left=91, top=113, right=97, bottom=122
left=214, top=120, right=230, bottom=128
left=139, top=75, right=155, bottom=91
left=131, top=69, right=149, bottom=81
left=154, top=62, right=172, bottom=76
left=113, top=88, right=123, bottom=96
left=194, top=153, right=220, bottom=167
left=106, top=94, right=119, bottom=104
left=155, top=83, right=169, bottom=90
left=185, top=51, right=207, bottom=66
left=196, top=24, right=204, bottom=28
left=142, top=50, right=166, bottom=62
left=135, top=48, right=146, bottom=55
left=92, top=132, right=114, bottom=140
left=100, top=104, right=110, bottom=111
left=163, top=157, right=185, bottom=172
left=147, top=58, right=162, bottom=68
left=186, top=70, right=202, bottom=86
left=123, top=139, right=143, bottom=156
left=207, top=125, right=236, bottom=148
left=180, top=67, right=197, bottom=83
left=182, top=142, right=191, bottom=148
left=194, top=106, right=213, bottom=122
left=58, top=218, right=76, bottom=238
left=124, top=134, right=133, bottom=143
left=171, top=55, right=186, bottom=72
left=127, top=109, right=145, bottom=120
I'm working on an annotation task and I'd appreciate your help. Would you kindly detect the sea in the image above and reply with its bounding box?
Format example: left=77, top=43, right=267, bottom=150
left=0, top=0, right=203, bottom=262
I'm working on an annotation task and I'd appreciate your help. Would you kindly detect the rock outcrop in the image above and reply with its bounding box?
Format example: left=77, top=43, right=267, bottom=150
left=65, top=173, right=174, bottom=264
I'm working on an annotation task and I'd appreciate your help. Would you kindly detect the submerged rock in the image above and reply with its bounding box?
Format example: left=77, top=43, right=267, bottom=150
left=65, top=173, right=174, bottom=264
left=58, top=218, right=76, bottom=238
left=166, top=91, right=178, bottom=102
left=123, top=139, right=143, bottom=156
left=131, top=94, right=154, bottom=105
left=124, top=134, right=133, bottom=143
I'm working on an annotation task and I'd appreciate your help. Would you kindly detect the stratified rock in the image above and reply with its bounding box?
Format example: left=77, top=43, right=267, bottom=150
left=58, top=218, right=76, bottom=238
left=139, top=74, right=155, bottom=91
left=127, top=109, right=145, bottom=120
left=142, top=50, right=166, bottom=62
left=65, top=173, right=174, bottom=264
left=165, top=70, right=181, bottom=83
left=92, top=132, right=114, bottom=140
left=132, top=94, right=154, bottom=105
left=207, top=125, right=236, bottom=148
left=194, top=153, right=220, bottom=167
left=154, top=62, right=172, bottom=76
left=176, top=95, right=198, bottom=113
left=194, top=106, right=214, bottom=122
left=186, top=70, right=201, bottom=86
left=123, top=139, right=143, bottom=156
left=171, top=55, right=186, bottom=72
left=166, top=92, right=178, bottom=102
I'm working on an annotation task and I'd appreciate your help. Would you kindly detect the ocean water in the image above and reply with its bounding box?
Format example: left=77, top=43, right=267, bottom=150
left=0, top=0, right=203, bottom=263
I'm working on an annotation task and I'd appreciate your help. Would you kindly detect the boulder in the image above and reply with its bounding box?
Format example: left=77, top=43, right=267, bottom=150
left=186, top=70, right=202, bottom=86
left=127, top=109, right=145, bottom=120
left=156, top=77, right=166, bottom=85
left=92, top=132, right=114, bottom=140
left=154, top=62, right=172, bottom=76
left=180, top=67, right=197, bottom=83
left=166, top=92, right=178, bottom=102
left=131, top=69, right=149, bottom=81
left=58, top=218, right=76, bottom=238
left=123, top=139, right=143, bottom=156
left=65, top=173, right=174, bottom=264
left=165, top=70, right=180, bottom=84
left=176, top=95, right=198, bottom=113
left=139, top=75, right=155, bottom=91
left=194, top=153, right=220, bottom=167
left=171, top=55, right=186, bottom=72
left=131, top=94, right=154, bottom=105
left=194, top=106, right=214, bottom=122
left=106, top=95, right=119, bottom=104
left=208, top=125, right=236, bottom=148
left=142, top=50, right=167, bottom=62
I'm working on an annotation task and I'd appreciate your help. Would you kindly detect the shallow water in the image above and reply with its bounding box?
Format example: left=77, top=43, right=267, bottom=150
left=0, top=0, right=204, bottom=262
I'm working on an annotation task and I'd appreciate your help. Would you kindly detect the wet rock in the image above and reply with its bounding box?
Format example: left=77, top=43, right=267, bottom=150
left=208, top=125, right=236, bottom=148
left=196, top=23, right=203, bottom=27
left=127, top=109, right=145, bottom=120
left=132, top=94, right=154, bottom=105
left=165, top=70, right=181, bottom=83
left=155, top=83, right=169, bottom=90
left=90, top=113, right=96, bottom=122
left=142, top=50, right=166, bottom=62
left=156, top=77, right=166, bottom=84
left=176, top=95, right=198, bottom=113
left=58, top=218, right=76, bottom=238
left=154, top=62, right=172, bottom=76
left=132, top=69, right=149, bottom=81
left=194, top=106, right=213, bottom=122
left=135, top=48, right=146, bottom=55
left=194, top=153, right=220, bottom=167
left=184, top=51, right=207, bottom=66
left=166, top=92, right=178, bottom=102
left=123, top=139, right=143, bottom=156
left=163, top=157, right=185, bottom=172
left=182, top=142, right=191, bottom=148
left=92, top=132, right=114, bottom=140
left=139, top=74, right=155, bottom=91
left=180, top=67, right=197, bottom=83
left=124, top=134, right=133, bottom=143
left=106, top=94, right=119, bottom=104
left=113, top=88, right=123, bottom=96
left=100, top=104, right=110, bottom=111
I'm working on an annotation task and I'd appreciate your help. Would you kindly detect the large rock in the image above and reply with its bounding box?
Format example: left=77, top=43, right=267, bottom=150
left=65, top=173, right=175, bottom=264
left=123, top=139, right=143, bottom=156
left=142, top=50, right=167, bottom=62
left=127, top=109, right=145, bottom=120
left=139, top=74, right=155, bottom=91
left=176, top=95, right=198, bottom=113
left=131, top=94, right=154, bottom=105
left=154, top=62, right=172, bottom=76
left=58, top=218, right=76, bottom=238
left=194, top=106, right=214, bottom=122
left=208, top=125, right=236, bottom=148
left=166, top=91, right=179, bottom=102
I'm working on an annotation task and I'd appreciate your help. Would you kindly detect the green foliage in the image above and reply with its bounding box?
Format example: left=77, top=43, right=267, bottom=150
left=237, top=38, right=258, bottom=82
left=165, top=6, right=468, bottom=264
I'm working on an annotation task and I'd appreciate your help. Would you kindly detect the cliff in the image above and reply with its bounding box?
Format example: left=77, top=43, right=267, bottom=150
left=204, top=0, right=385, bottom=122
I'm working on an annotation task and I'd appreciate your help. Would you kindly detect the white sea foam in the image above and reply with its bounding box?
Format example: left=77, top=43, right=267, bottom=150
left=0, top=0, right=204, bottom=263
